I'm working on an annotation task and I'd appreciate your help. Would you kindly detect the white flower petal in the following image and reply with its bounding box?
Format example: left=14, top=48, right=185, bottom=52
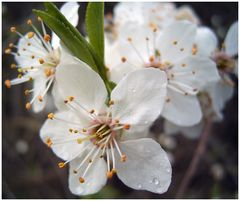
left=32, top=76, right=48, bottom=113
left=69, top=156, right=107, bottom=196
left=51, top=81, right=67, bottom=111
left=15, top=34, right=46, bottom=67
left=115, top=138, right=172, bottom=194
left=40, top=111, right=87, bottom=161
left=162, top=88, right=202, bottom=126
left=111, top=68, right=167, bottom=130
left=157, top=21, right=197, bottom=62
left=56, top=55, right=108, bottom=114
left=171, top=55, right=220, bottom=92
left=109, top=62, right=139, bottom=84
left=164, top=120, right=204, bottom=139
left=224, top=21, right=238, bottom=57
left=195, top=27, right=218, bottom=56
left=51, top=2, right=80, bottom=48
left=207, top=80, right=234, bottom=120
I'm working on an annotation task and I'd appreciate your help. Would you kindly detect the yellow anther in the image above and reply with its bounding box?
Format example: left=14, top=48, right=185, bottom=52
left=44, top=68, right=52, bottom=77
left=82, top=128, right=87, bottom=132
left=121, top=155, right=127, bottom=162
left=25, top=102, right=31, bottom=110
left=121, top=57, right=127, bottom=63
left=109, top=100, right=114, bottom=105
left=68, top=96, right=74, bottom=102
left=89, top=159, right=93, bottom=163
left=74, top=130, right=78, bottom=133
left=115, top=119, right=119, bottom=124
left=123, top=124, right=130, bottom=130
left=79, top=177, right=85, bottom=183
left=89, top=109, right=95, bottom=114
left=77, top=138, right=83, bottom=144
left=46, top=138, right=52, bottom=147
left=17, top=68, right=23, bottom=73
left=10, top=63, right=16, bottom=69
left=192, top=44, right=198, bottom=55
left=39, top=58, right=44, bottom=64
left=27, top=19, right=32, bottom=25
left=27, top=32, right=35, bottom=39
left=173, top=41, right=178, bottom=45
left=69, top=128, right=73, bottom=133
left=8, top=43, right=14, bottom=48
left=107, top=171, right=113, bottom=179
left=31, top=55, right=35, bottom=59
left=27, top=42, right=31, bottom=46
left=156, top=50, right=161, bottom=57
left=24, top=90, right=30, bottom=96
left=149, top=56, right=155, bottom=62
left=127, top=37, right=132, bottom=42
left=29, top=77, right=33, bottom=81
left=58, top=162, right=65, bottom=168
left=4, top=80, right=11, bottom=88
left=44, top=34, right=51, bottom=42
left=153, top=27, right=157, bottom=32
left=112, top=168, right=117, bottom=174
left=181, top=63, right=186, bottom=67
left=73, top=170, right=78, bottom=174
left=18, top=74, right=22, bottom=78
left=10, top=27, right=16, bottom=32
left=37, top=16, right=42, bottom=21
left=38, top=95, right=43, bottom=102
left=48, top=113, right=54, bottom=119
left=5, top=48, right=11, bottom=54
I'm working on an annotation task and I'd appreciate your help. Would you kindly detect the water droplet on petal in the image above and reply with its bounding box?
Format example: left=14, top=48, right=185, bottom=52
left=137, top=184, right=142, bottom=189
left=152, top=177, right=159, bottom=185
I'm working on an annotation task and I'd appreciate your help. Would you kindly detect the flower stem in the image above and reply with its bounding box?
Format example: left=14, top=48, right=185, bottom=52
left=175, top=118, right=212, bottom=198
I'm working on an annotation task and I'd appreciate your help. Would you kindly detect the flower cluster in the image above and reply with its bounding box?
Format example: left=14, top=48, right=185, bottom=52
left=4, top=2, right=238, bottom=197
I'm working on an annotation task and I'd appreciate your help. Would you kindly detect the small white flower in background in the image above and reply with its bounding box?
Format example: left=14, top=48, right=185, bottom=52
left=106, top=21, right=220, bottom=127
left=105, top=2, right=199, bottom=41
left=40, top=57, right=172, bottom=195
left=163, top=22, right=238, bottom=139
left=4, top=2, right=79, bottom=112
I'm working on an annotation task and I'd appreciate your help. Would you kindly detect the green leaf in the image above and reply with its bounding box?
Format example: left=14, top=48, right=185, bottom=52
left=86, top=2, right=105, bottom=61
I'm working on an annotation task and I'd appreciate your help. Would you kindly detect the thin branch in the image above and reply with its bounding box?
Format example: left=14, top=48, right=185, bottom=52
left=175, top=119, right=212, bottom=198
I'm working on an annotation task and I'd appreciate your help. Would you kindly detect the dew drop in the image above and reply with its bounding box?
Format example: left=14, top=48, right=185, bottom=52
left=152, top=177, right=159, bottom=185
left=137, top=184, right=142, bottom=189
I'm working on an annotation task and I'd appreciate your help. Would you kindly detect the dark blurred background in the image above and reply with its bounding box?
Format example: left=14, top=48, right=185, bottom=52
left=2, top=2, right=238, bottom=199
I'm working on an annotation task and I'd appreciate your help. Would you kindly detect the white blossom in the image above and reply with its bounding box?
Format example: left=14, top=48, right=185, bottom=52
left=106, top=21, right=220, bottom=126
left=40, top=57, right=172, bottom=195
left=4, top=2, right=79, bottom=112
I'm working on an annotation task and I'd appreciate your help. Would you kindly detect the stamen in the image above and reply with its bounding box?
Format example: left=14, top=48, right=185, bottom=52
left=10, top=27, right=16, bottom=32
left=39, top=58, right=45, bottom=64
left=25, top=102, right=31, bottom=110
left=79, top=177, right=85, bottom=183
left=10, top=64, right=17, bottom=69
left=44, top=34, right=51, bottom=42
left=4, top=80, right=11, bottom=88
left=123, top=124, right=131, bottom=130
left=121, top=57, right=126, bottom=63
left=46, top=138, right=52, bottom=147
left=58, top=162, right=66, bottom=168
left=27, top=32, right=35, bottom=39
left=121, top=154, right=126, bottom=162
left=48, top=113, right=54, bottom=119
left=5, top=48, right=11, bottom=54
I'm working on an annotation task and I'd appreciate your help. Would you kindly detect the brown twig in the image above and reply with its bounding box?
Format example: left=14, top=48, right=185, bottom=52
left=175, top=119, right=212, bottom=198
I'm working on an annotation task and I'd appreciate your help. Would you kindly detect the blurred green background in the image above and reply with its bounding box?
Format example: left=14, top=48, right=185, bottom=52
left=2, top=2, right=238, bottom=199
